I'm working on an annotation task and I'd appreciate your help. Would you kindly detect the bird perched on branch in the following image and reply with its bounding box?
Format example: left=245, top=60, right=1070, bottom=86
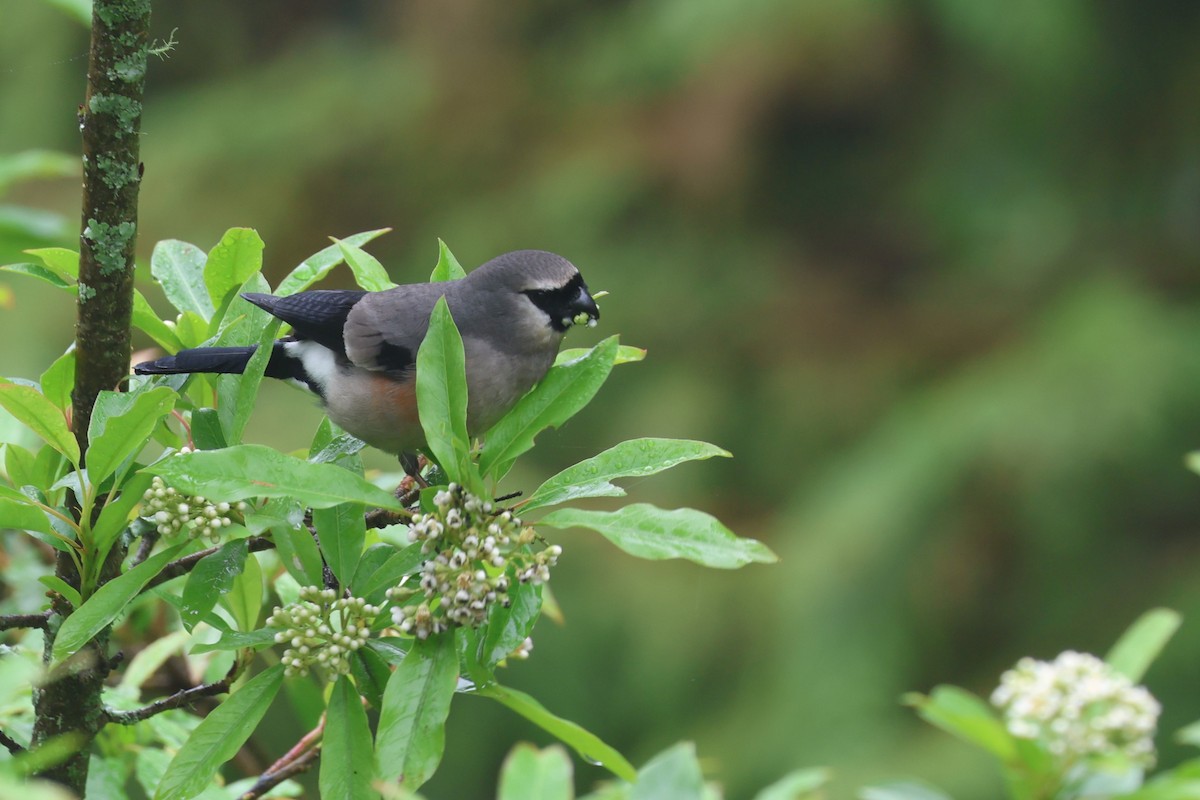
left=134, top=250, right=600, bottom=473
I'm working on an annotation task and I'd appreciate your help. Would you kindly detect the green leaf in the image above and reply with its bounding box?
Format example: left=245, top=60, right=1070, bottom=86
left=276, top=228, right=391, bottom=296
left=1, top=262, right=73, bottom=288
left=429, top=239, right=467, bottom=282
left=335, top=238, right=396, bottom=292
left=225, top=312, right=281, bottom=445
left=631, top=743, right=703, bottom=800
left=190, top=408, right=227, bottom=451
left=222, top=547, right=263, bottom=632
left=479, top=337, right=619, bottom=476
left=375, top=634, right=459, bottom=788
left=498, top=744, right=573, bottom=800
left=36, top=0, right=91, bottom=26
left=859, top=782, right=954, bottom=800
left=131, top=289, right=182, bottom=351
left=91, top=472, right=153, bottom=558
left=0, top=379, right=79, bottom=464
left=0, top=497, right=54, bottom=536
left=522, top=438, right=730, bottom=513
left=904, top=686, right=1016, bottom=761
left=753, top=768, right=830, bottom=800
left=204, top=228, right=264, bottom=307
left=539, top=504, right=777, bottom=569
left=155, top=665, right=285, bottom=800
left=477, top=684, right=636, bottom=782
left=351, top=543, right=424, bottom=604
left=481, top=581, right=541, bottom=669
left=271, top=522, right=326, bottom=587
left=416, top=297, right=481, bottom=493
left=144, top=444, right=402, bottom=510
left=23, top=246, right=79, bottom=279
left=180, top=539, right=249, bottom=632
left=39, top=348, right=75, bottom=411
left=188, top=627, right=277, bottom=655
left=1106, top=608, right=1181, bottom=683
left=86, top=387, right=176, bottom=484
left=52, top=543, right=186, bottom=663
left=321, top=675, right=379, bottom=800
left=555, top=345, right=646, bottom=366
left=151, top=239, right=213, bottom=319
left=315, top=502, right=367, bottom=589
left=120, top=630, right=191, bottom=691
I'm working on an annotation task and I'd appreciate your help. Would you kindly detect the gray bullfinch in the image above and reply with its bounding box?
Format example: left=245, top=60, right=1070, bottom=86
left=134, top=250, right=600, bottom=472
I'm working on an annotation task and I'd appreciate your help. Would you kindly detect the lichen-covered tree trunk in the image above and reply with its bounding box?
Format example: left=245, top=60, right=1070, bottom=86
left=31, top=0, right=151, bottom=792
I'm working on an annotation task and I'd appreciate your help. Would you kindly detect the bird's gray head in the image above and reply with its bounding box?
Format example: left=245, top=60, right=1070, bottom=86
left=470, top=250, right=600, bottom=334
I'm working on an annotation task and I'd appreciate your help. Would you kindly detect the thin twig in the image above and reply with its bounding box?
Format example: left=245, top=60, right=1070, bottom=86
left=103, top=661, right=239, bottom=725
left=129, top=529, right=159, bottom=568
left=144, top=535, right=275, bottom=590
left=239, top=716, right=325, bottom=800
left=0, top=729, right=24, bottom=754
left=0, top=612, right=51, bottom=631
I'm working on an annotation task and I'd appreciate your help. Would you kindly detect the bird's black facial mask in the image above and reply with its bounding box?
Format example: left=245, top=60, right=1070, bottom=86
left=523, top=273, right=600, bottom=332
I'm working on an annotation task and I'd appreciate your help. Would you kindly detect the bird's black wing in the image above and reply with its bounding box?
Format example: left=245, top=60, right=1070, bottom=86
left=242, top=290, right=367, bottom=355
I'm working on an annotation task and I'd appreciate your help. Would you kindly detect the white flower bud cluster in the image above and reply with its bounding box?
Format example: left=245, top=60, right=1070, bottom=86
left=140, top=451, right=248, bottom=542
left=386, top=483, right=562, bottom=640
left=267, top=586, right=380, bottom=678
left=509, top=637, right=534, bottom=660
left=990, top=650, right=1160, bottom=767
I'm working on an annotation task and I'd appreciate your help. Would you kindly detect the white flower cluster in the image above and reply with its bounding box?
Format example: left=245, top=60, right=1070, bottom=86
left=386, top=483, right=561, bottom=641
left=990, top=650, right=1160, bottom=767
left=267, top=587, right=380, bottom=677
left=141, top=452, right=248, bottom=542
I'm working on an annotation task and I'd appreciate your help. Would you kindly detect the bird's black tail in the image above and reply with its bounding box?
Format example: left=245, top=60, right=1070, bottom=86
left=134, top=343, right=307, bottom=384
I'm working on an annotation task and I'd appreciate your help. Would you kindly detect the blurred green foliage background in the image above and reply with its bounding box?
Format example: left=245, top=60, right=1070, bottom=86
left=4, top=1, right=1200, bottom=797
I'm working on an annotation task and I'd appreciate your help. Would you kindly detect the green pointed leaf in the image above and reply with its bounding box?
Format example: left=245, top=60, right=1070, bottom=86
left=276, top=228, right=391, bottom=296
left=753, top=768, right=830, bottom=800
left=86, top=387, right=177, bottom=484
left=0, top=497, right=54, bottom=536
left=0, top=379, right=79, bottom=464
left=90, top=472, right=152, bottom=559
left=498, top=744, right=573, bottom=800
left=1106, top=608, right=1181, bottom=683
left=189, top=627, right=277, bottom=655
left=351, top=543, right=424, bottom=604
left=23, top=246, right=79, bottom=278
left=222, top=547, right=262, bottom=632
left=416, top=297, right=481, bottom=493
left=0, top=262, right=72, bottom=288
left=904, top=686, right=1016, bottom=761
left=155, top=664, right=284, bottom=800
left=523, top=438, right=730, bottom=513
left=39, top=348, right=75, bottom=412
left=555, top=345, right=645, bottom=366
left=632, top=743, right=703, bottom=800
left=315, top=502, right=367, bottom=588
left=190, top=408, right=227, bottom=451
left=151, top=240, right=213, bottom=319
left=479, top=337, right=619, bottom=476
left=429, top=239, right=467, bottom=282
left=131, top=289, right=182, bottom=351
left=476, top=684, right=636, bottom=782
left=375, top=635, right=459, bottom=788
left=322, top=675, right=378, bottom=800
left=481, top=581, right=541, bottom=669
left=143, top=444, right=402, bottom=510
left=540, top=504, right=776, bottom=569
left=335, top=239, right=396, bottom=292
left=52, top=543, right=187, bottom=663
left=204, top=228, right=264, bottom=307
left=180, top=539, right=249, bottom=632
left=224, top=302, right=280, bottom=444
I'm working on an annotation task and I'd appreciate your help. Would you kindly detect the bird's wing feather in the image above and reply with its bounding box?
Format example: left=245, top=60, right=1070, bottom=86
left=343, top=284, right=449, bottom=375
left=242, top=290, right=367, bottom=354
